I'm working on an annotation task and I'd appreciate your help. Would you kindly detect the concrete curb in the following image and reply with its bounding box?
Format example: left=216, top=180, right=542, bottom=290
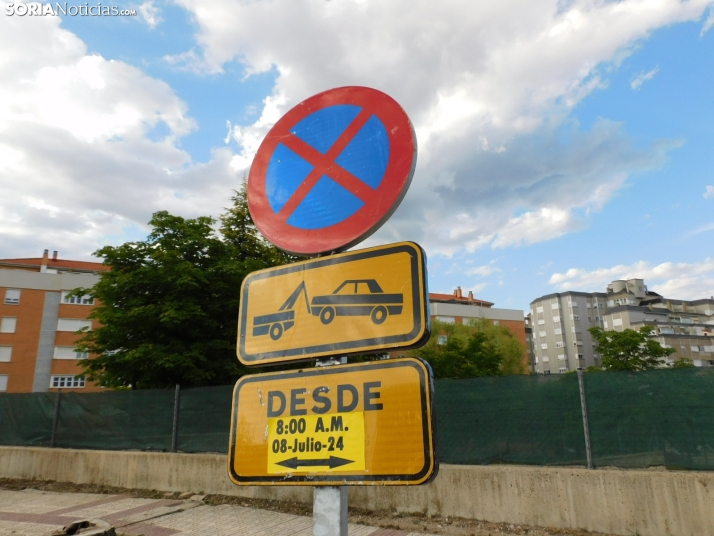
left=1, top=446, right=713, bottom=536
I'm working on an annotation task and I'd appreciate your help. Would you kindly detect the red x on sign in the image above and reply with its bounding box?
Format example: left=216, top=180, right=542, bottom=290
left=248, top=86, right=417, bottom=256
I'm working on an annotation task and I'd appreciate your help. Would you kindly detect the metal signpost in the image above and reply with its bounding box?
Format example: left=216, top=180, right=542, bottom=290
left=231, top=86, right=434, bottom=536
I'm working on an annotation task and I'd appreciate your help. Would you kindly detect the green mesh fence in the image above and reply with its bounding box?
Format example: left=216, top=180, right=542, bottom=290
left=1, top=369, right=713, bottom=470
left=53, top=389, right=175, bottom=451
left=584, top=368, right=714, bottom=470
left=176, top=385, right=233, bottom=453
left=0, top=392, right=56, bottom=447
left=436, top=373, right=586, bottom=466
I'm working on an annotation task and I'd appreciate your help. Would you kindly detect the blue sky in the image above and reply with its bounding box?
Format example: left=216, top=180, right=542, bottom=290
left=1, top=0, right=713, bottom=313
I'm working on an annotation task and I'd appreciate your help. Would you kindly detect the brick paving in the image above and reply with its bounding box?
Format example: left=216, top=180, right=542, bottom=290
left=0, top=489, right=436, bottom=536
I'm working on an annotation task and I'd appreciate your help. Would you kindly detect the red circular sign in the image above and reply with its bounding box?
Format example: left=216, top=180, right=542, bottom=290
left=248, top=86, right=416, bottom=256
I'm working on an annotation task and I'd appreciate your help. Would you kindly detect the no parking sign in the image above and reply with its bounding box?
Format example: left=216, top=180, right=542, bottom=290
left=247, top=86, right=417, bottom=256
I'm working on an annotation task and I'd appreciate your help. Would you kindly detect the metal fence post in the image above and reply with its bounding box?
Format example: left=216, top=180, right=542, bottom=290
left=50, top=389, right=62, bottom=448
left=577, top=368, right=594, bottom=469
left=171, top=384, right=180, bottom=453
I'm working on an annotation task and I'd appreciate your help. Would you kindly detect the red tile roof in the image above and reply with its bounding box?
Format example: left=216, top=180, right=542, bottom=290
left=429, top=292, right=493, bottom=307
left=0, top=257, right=109, bottom=272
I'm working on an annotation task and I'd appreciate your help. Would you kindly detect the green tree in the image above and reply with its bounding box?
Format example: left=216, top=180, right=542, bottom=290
left=588, top=326, right=676, bottom=372
left=672, top=357, right=695, bottom=368
left=411, top=318, right=527, bottom=379
left=219, top=182, right=300, bottom=266
left=74, top=185, right=296, bottom=389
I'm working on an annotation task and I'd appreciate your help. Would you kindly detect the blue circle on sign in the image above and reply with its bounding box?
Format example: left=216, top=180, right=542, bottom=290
left=265, top=104, right=390, bottom=230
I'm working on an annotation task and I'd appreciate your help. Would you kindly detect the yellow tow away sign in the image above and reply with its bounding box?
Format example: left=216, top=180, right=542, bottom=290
left=236, top=241, right=429, bottom=365
left=227, top=358, right=437, bottom=486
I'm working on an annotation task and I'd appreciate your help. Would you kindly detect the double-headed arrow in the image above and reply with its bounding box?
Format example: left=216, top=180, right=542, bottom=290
left=276, top=456, right=354, bottom=469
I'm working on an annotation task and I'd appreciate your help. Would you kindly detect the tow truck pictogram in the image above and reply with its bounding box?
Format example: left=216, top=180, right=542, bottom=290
left=252, top=282, right=310, bottom=341
left=252, top=279, right=404, bottom=341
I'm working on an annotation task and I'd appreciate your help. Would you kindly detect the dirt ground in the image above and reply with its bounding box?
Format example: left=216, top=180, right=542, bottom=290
left=0, top=478, right=614, bottom=536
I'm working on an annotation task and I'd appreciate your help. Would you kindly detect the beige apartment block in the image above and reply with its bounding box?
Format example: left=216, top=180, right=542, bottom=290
left=530, top=278, right=714, bottom=374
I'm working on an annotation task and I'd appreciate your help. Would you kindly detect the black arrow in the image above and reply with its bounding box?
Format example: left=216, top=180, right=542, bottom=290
left=276, top=456, right=354, bottom=470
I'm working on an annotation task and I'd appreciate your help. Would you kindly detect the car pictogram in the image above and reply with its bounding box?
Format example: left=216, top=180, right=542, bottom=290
left=310, top=280, right=403, bottom=325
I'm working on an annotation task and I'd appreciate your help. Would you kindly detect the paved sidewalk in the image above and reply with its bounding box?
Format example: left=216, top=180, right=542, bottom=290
left=0, top=488, right=435, bottom=536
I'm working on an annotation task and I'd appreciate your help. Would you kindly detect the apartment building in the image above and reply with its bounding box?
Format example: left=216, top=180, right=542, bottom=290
left=530, top=278, right=714, bottom=374
left=0, top=250, right=107, bottom=393
left=524, top=313, right=535, bottom=373
left=429, top=286, right=527, bottom=348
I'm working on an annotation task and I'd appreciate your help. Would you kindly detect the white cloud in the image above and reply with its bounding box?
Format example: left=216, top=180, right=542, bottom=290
left=172, top=0, right=710, bottom=254
left=466, top=261, right=502, bottom=277
left=688, top=222, right=714, bottom=236
left=137, top=1, right=162, bottom=28
left=704, top=185, right=714, bottom=198
left=0, top=11, right=239, bottom=259
left=701, top=8, right=714, bottom=35
left=548, top=259, right=714, bottom=300
left=631, top=66, right=659, bottom=90
left=2, top=0, right=713, bottom=262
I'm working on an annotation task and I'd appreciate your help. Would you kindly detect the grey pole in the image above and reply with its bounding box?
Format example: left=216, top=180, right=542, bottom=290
left=171, top=384, right=181, bottom=453
left=50, top=388, right=62, bottom=448
left=313, top=357, right=348, bottom=536
left=313, top=486, right=348, bottom=536
left=577, top=368, right=594, bottom=469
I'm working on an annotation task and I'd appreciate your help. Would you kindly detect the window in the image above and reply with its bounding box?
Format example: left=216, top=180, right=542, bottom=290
left=541, top=343, right=548, bottom=350
left=559, top=367, right=567, bottom=374
left=61, top=291, right=94, bottom=305
left=570, top=302, right=578, bottom=308
left=586, top=303, right=591, bottom=309
left=536, top=306, right=544, bottom=313
left=556, top=342, right=564, bottom=348
left=437, top=335, right=447, bottom=346
left=0, top=317, right=17, bottom=333
left=554, top=328, right=562, bottom=335
left=54, top=347, right=88, bottom=360
left=493, top=320, right=500, bottom=326
left=553, top=316, right=560, bottom=322
left=571, top=315, right=579, bottom=321
left=50, top=375, right=85, bottom=388
left=4, top=289, right=20, bottom=305
left=539, top=330, right=546, bottom=337
left=57, top=319, right=92, bottom=332
left=0, top=346, right=11, bottom=362
left=578, top=354, right=584, bottom=360
left=558, top=354, right=565, bottom=360
left=436, top=316, right=455, bottom=324
left=543, top=370, right=551, bottom=375
left=541, top=356, right=549, bottom=362
left=538, top=319, right=545, bottom=325
left=613, top=318, right=623, bottom=327
left=0, top=375, right=7, bottom=391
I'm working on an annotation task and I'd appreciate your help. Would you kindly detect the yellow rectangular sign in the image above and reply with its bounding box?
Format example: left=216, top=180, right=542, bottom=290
left=236, top=242, right=429, bottom=365
left=227, top=358, right=437, bottom=486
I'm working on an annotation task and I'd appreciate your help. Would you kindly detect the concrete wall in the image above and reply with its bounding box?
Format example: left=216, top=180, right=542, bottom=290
left=2, top=447, right=713, bottom=536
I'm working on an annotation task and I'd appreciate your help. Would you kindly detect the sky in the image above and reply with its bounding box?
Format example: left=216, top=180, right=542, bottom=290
left=1, top=0, right=713, bottom=313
